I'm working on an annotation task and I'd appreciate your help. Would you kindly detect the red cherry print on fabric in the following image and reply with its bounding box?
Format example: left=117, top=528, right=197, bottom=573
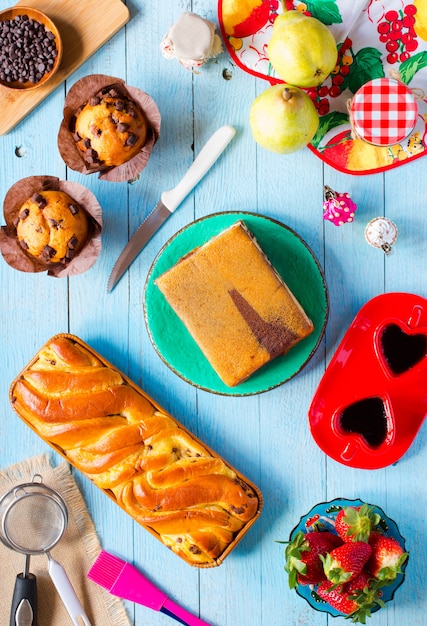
left=305, top=37, right=354, bottom=114
left=377, top=5, right=418, bottom=64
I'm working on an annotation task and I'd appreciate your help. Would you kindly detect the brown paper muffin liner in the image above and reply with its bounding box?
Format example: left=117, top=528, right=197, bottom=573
left=58, top=74, right=161, bottom=182
left=0, top=175, right=102, bottom=277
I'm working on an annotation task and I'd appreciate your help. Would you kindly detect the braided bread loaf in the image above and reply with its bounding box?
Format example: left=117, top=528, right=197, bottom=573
left=10, top=335, right=261, bottom=566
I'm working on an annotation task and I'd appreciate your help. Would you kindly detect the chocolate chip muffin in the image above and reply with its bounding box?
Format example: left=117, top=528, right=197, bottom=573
left=16, top=190, right=89, bottom=264
left=73, top=89, right=148, bottom=167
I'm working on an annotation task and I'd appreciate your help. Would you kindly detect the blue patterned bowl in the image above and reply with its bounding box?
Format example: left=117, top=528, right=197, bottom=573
left=288, top=498, right=408, bottom=619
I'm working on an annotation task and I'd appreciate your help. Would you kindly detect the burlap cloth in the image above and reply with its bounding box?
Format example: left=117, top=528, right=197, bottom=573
left=0, top=454, right=131, bottom=626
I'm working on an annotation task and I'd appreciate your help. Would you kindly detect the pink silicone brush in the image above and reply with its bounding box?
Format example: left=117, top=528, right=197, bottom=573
left=87, top=550, right=211, bottom=626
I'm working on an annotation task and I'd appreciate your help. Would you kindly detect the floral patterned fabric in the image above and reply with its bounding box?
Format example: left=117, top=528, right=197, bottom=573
left=218, top=0, right=427, bottom=175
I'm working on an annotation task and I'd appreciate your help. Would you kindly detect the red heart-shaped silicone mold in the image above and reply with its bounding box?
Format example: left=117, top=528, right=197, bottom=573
left=309, top=293, right=427, bottom=469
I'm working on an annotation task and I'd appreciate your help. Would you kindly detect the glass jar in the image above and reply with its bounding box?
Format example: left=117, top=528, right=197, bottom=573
left=348, top=77, right=418, bottom=146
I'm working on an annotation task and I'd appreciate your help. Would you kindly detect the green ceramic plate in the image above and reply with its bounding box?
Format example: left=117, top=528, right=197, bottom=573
left=143, top=212, right=329, bottom=396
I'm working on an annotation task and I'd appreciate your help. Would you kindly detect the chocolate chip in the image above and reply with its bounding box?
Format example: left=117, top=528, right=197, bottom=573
left=114, top=99, right=124, bottom=111
left=20, top=240, right=29, bottom=250
left=67, top=245, right=76, bottom=258
left=108, top=88, right=119, bottom=98
left=84, top=148, right=99, bottom=164
left=117, top=122, right=129, bottom=133
left=0, top=15, right=58, bottom=85
left=41, top=244, right=56, bottom=260
left=67, top=236, right=78, bottom=249
left=111, top=113, right=120, bottom=124
left=89, top=96, right=100, bottom=106
left=73, top=131, right=81, bottom=142
left=48, top=218, right=62, bottom=230
left=126, top=133, right=138, bottom=146
left=81, top=138, right=91, bottom=149
left=19, top=208, right=29, bottom=219
left=229, top=505, right=246, bottom=515
left=31, top=193, right=46, bottom=208
left=90, top=123, right=102, bottom=136
left=68, top=203, right=79, bottom=215
left=189, top=545, right=201, bottom=554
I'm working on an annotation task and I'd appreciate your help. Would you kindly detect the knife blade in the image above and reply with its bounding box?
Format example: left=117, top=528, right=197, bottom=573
left=107, top=124, right=236, bottom=293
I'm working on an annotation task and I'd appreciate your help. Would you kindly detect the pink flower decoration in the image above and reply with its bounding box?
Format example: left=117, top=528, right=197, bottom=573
left=323, top=186, right=357, bottom=226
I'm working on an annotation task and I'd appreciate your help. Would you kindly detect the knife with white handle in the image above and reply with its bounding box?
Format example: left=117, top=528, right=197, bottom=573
left=107, top=125, right=236, bottom=292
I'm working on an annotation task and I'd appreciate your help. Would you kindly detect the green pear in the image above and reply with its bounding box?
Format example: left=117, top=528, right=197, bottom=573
left=268, top=11, right=337, bottom=87
left=249, top=84, right=319, bottom=154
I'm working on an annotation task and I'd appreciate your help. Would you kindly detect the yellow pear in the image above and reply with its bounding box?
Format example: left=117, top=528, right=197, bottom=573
left=249, top=84, right=319, bottom=154
left=268, top=11, right=337, bottom=87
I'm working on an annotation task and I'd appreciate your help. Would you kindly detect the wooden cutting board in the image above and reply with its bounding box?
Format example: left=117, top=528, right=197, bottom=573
left=0, top=0, right=130, bottom=135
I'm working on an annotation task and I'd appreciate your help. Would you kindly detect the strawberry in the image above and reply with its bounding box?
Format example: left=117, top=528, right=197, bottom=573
left=317, top=570, right=384, bottom=623
left=367, top=531, right=409, bottom=584
left=320, top=541, right=372, bottom=585
left=335, top=504, right=381, bottom=543
left=284, top=530, right=343, bottom=588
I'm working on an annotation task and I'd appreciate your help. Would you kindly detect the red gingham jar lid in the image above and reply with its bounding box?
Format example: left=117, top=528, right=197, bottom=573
left=349, top=78, right=418, bottom=146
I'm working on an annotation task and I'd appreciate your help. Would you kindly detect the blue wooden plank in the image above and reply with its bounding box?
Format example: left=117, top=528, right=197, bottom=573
left=61, top=12, right=139, bottom=623
left=124, top=4, right=201, bottom=625
left=1, top=0, right=427, bottom=624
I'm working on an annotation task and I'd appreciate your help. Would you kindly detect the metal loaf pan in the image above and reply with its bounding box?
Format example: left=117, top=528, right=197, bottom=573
left=9, top=333, right=263, bottom=567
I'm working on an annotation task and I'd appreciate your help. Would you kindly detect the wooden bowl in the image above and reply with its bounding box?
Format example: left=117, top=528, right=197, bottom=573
left=0, top=6, right=62, bottom=90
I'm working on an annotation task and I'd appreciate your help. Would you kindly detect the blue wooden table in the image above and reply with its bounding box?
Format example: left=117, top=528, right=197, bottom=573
left=1, top=1, right=426, bottom=625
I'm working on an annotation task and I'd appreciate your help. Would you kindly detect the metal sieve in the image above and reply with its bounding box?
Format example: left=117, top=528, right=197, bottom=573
left=2, top=481, right=68, bottom=555
left=0, top=474, right=91, bottom=626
